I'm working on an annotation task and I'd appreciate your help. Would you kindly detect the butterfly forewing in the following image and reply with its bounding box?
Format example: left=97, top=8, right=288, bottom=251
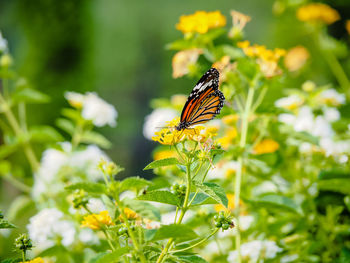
left=177, top=68, right=225, bottom=130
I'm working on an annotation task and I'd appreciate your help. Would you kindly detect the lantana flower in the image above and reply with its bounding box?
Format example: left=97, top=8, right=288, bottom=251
left=81, top=211, right=114, bottom=230
left=253, top=139, right=280, bottom=155
left=275, top=94, right=304, bottom=110
left=228, top=10, right=251, bottom=39
left=172, top=49, right=202, bottom=78
left=297, top=3, right=340, bottom=25
left=284, top=46, right=310, bottom=72
left=176, top=11, right=226, bottom=35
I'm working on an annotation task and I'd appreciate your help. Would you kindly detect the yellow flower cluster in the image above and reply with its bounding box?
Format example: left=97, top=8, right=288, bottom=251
left=253, top=139, right=280, bottom=155
left=297, top=3, right=340, bottom=25
left=119, top=207, right=138, bottom=221
left=152, top=117, right=206, bottom=145
left=237, top=41, right=286, bottom=78
left=176, top=11, right=226, bottom=34
left=81, top=211, right=114, bottom=230
left=22, top=258, right=45, bottom=263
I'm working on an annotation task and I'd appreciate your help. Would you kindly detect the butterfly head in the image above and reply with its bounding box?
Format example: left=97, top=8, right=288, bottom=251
left=175, top=121, right=189, bottom=131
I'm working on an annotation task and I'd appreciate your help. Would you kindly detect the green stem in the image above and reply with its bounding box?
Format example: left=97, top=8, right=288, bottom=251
left=72, top=122, right=83, bottom=149
left=0, top=93, right=39, bottom=172
left=170, top=228, right=219, bottom=253
left=156, top=162, right=192, bottom=263
left=102, top=228, right=116, bottom=251
left=22, top=250, right=26, bottom=262
left=251, top=86, right=267, bottom=113
left=3, top=174, right=31, bottom=193
left=234, top=85, right=255, bottom=263
left=323, top=50, right=350, bottom=99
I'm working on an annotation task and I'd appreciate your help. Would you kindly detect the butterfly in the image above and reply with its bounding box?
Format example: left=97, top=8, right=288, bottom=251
left=175, top=68, right=225, bottom=131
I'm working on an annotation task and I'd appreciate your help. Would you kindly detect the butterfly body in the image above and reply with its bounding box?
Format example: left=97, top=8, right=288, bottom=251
left=175, top=68, right=225, bottom=131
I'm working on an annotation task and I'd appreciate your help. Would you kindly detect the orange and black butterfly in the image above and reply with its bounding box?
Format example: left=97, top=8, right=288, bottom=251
left=175, top=68, right=225, bottom=131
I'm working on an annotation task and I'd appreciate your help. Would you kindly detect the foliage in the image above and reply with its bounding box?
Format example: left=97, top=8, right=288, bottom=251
left=1, top=2, right=350, bottom=263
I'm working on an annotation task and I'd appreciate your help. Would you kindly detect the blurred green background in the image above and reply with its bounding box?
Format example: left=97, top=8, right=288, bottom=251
left=0, top=0, right=349, bottom=178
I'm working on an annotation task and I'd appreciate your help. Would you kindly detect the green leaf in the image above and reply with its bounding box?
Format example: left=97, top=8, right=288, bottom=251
left=165, top=39, right=195, bottom=50
left=189, top=192, right=216, bottom=206
left=318, top=178, right=350, bottom=195
left=80, top=131, right=111, bottom=149
left=12, top=88, right=50, bottom=104
left=29, top=126, right=64, bottom=142
left=120, top=176, right=152, bottom=192
left=193, top=181, right=228, bottom=207
left=145, top=224, right=198, bottom=242
left=144, top=158, right=180, bottom=170
left=319, top=169, right=350, bottom=180
left=56, top=118, right=75, bottom=135
left=0, top=219, right=16, bottom=229
left=0, top=160, right=11, bottom=175
left=7, top=195, right=35, bottom=221
left=340, top=247, right=350, bottom=263
left=177, top=255, right=208, bottom=263
left=65, top=182, right=107, bottom=194
left=123, top=198, right=160, bottom=221
left=137, top=190, right=180, bottom=206
left=251, top=194, right=301, bottom=214
left=101, top=195, right=116, bottom=219
left=1, top=258, right=21, bottom=263
left=89, top=247, right=130, bottom=263
left=0, top=144, right=20, bottom=159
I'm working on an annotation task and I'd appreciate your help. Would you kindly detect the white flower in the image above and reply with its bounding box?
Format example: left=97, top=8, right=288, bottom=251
left=281, top=254, right=299, bottom=263
left=323, top=107, right=340, bottom=122
left=240, top=215, right=254, bottom=231
left=299, top=142, right=313, bottom=153
left=275, top=95, right=303, bottom=110
left=82, top=92, right=117, bottom=127
left=253, top=181, right=278, bottom=195
left=228, top=240, right=282, bottom=263
left=27, top=208, right=76, bottom=251
left=78, top=228, right=100, bottom=245
left=86, top=198, right=106, bottom=213
left=319, top=89, right=346, bottom=106
left=0, top=32, right=8, bottom=53
left=293, top=106, right=314, bottom=133
left=65, top=91, right=85, bottom=107
left=320, top=137, right=350, bottom=157
left=207, top=161, right=239, bottom=180
left=278, top=113, right=296, bottom=125
left=311, top=116, right=334, bottom=138
left=143, top=108, right=178, bottom=140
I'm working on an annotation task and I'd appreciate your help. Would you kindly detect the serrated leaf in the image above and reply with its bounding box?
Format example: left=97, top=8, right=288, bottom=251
left=251, top=194, right=301, bottom=214
left=12, top=88, right=50, bottom=104
left=0, top=219, right=16, bottom=229
left=120, top=176, right=152, bottom=192
left=123, top=198, right=160, bottom=221
left=137, top=190, right=180, bottom=206
left=89, top=247, right=130, bottom=263
left=193, top=181, right=228, bottom=207
left=56, top=118, right=75, bottom=135
left=145, top=224, right=198, bottom=242
left=80, top=131, right=111, bottom=149
left=144, top=158, right=180, bottom=170
left=189, top=192, right=216, bottom=206
left=29, top=126, right=63, bottom=142
left=65, top=182, right=107, bottom=194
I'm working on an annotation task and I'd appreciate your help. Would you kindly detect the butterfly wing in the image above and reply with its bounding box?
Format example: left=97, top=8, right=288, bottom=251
left=179, top=68, right=224, bottom=127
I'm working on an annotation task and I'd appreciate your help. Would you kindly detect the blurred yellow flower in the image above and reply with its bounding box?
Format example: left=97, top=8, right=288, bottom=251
left=120, top=207, right=138, bottom=221
left=346, top=20, right=350, bottom=35
left=217, top=127, right=237, bottom=149
left=153, top=150, right=177, bottom=160
left=253, top=139, right=280, bottom=154
left=176, top=11, right=226, bottom=34
left=230, top=10, right=251, bottom=31
left=152, top=117, right=205, bottom=145
left=171, top=94, right=188, bottom=108
left=215, top=193, right=244, bottom=212
left=222, top=114, right=239, bottom=125
left=212, top=56, right=236, bottom=82
left=22, top=258, right=45, bottom=263
left=237, top=41, right=286, bottom=78
left=81, top=211, right=114, bottom=230
left=172, top=49, right=202, bottom=78
left=297, top=3, right=340, bottom=25
left=284, top=46, right=310, bottom=72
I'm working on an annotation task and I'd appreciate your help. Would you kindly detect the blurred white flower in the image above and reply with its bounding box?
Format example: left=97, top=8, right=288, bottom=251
left=86, top=198, right=106, bottom=214
left=82, top=92, right=117, bottom=127
left=78, top=228, right=100, bottom=245
left=143, top=108, right=178, bottom=140
left=323, top=107, right=340, bottom=122
left=275, top=95, right=303, bottom=110
left=228, top=240, right=282, bottom=262
left=27, top=208, right=76, bottom=251
left=299, top=142, right=313, bottom=153
left=293, top=106, right=314, bottom=133
left=281, top=254, right=299, bottom=263
left=318, top=89, right=345, bottom=106
left=253, top=181, right=278, bottom=195
left=161, top=210, right=194, bottom=225
left=0, top=32, right=8, bottom=53
left=207, top=160, right=239, bottom=180
left=312, top=116, right=334, bottom=138
left=240, top=215, right=254, bottom=231
left=320, top=137, right=350, bottom=158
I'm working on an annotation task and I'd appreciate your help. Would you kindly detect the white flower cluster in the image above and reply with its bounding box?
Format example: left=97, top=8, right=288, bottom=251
left=143, top=108, right=178, bottom=140
left=276, top=89, right=349, bottom=162
left=27, top=208, right=76, bottom=251
left=227, top=240, right=282, bottom=262
left=33, top=143, right=109, bottom=200
left=0, top=31, right=8, bottom=53
left=65, top=92, right=118, bottom=127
